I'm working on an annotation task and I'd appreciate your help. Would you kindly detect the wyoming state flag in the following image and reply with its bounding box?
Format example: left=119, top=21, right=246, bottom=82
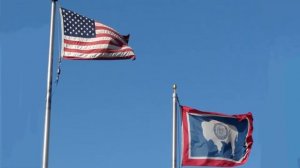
left=181, top=106, right=253, bottom=167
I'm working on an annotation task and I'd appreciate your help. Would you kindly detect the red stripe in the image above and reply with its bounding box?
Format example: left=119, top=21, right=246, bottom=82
left=64, top=39, right=119, bottom=46
left=64, top=47, right=133, bottom=54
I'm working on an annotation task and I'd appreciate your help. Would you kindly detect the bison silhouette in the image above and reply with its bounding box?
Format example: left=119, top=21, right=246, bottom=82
left=201, top=120, right=238, bottom=156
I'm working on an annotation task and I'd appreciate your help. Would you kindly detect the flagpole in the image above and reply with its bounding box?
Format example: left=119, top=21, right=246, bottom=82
left=42, top=0, right=57, bottom=168
left=172, top=84, right=178, bottom=168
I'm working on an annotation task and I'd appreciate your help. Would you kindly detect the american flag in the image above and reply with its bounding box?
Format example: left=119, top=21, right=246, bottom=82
left=60, top=8, right=135, bottom=60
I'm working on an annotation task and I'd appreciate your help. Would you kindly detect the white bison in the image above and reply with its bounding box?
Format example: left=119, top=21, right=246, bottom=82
left=201, top=120, right=238, bottom=156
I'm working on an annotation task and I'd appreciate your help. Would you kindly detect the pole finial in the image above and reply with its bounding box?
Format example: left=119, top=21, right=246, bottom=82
left=173, top=84, right=177, bottom=90
left=172, top=84, right=177, bottom=95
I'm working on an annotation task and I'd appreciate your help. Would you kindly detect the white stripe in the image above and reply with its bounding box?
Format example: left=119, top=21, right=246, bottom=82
left=64, top=35, right=119, bottom=43
left=189, top=113, right=237, bottom=118
left=63, top=51, right=135, bottom=58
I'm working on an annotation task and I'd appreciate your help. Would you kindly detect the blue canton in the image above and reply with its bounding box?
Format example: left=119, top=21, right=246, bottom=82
left=61, top=8, right=96, bottom=38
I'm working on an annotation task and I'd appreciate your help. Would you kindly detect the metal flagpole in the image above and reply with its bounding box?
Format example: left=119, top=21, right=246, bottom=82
left=42, top=0, right=57, bottom=168
left=172, top=84, right=178, bottom=168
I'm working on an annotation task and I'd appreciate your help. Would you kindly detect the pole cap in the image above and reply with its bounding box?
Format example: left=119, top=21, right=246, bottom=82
left=173, top=84, right=177, bottom=90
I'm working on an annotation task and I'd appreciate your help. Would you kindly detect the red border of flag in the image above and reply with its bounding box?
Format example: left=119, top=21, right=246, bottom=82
left=181, top=106, right=253, bottom=167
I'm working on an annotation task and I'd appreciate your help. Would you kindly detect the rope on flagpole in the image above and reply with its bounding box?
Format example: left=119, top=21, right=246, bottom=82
left=176, top=94, right=182, bottom=107
left=175, top=91, right=182, bottom=168
left=55, top=2, right=62, bottom=86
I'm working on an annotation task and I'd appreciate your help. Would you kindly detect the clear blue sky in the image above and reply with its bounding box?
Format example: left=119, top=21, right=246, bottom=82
left=1, top=0, right=300, bottom=168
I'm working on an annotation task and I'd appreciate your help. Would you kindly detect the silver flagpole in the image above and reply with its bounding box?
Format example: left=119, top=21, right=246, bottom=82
left=172, top=84, right=178, bottom=168
left=42, top=0, right=57, bottom=168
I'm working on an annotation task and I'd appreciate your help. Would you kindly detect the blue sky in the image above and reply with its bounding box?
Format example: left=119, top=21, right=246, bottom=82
left=1, top=0, right=300, bottom=168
